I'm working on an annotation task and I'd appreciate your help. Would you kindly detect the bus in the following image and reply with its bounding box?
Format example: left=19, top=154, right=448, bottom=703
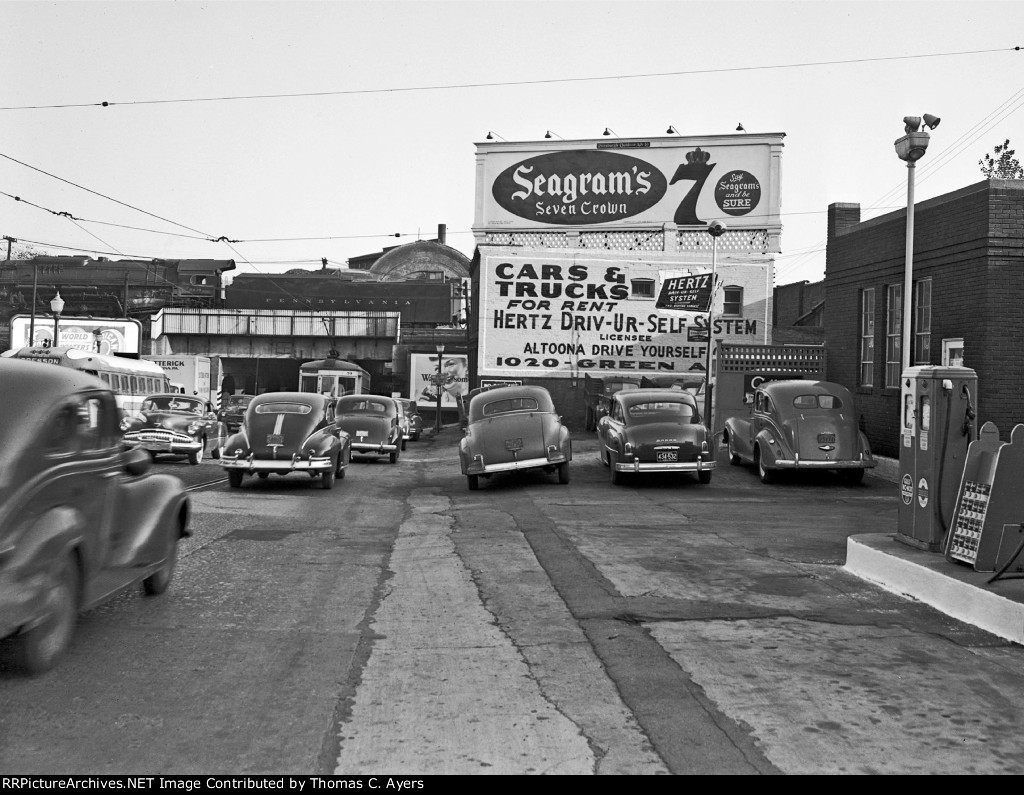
left=1, top=346, right=171, bottom=418
left=298, top=357, right=371, bottom=397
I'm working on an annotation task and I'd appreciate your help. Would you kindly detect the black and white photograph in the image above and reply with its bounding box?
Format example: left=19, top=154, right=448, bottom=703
left=2, top=0, right=1024, bottom=779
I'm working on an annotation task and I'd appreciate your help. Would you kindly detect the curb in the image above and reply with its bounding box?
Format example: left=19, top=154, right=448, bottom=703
left=845, top=533, right=1024, bottom=645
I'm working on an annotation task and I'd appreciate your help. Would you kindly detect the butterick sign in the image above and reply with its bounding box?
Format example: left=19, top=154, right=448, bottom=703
left=475, top=134, right=783, bottom=234
left=478, top=254, right=768, bottom=379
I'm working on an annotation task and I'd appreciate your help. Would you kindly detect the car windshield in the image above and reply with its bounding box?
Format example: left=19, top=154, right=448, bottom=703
left=793, top=394, right=843, bottom=410
left=482, top=397, right=539, bottom=416
left=337, top=399, right=389, bottom=415
left=143, top=396, right=204, bottom=414
left=254, top=402, right=313, bottom=415
left=624, top=401, right=696, bottom=425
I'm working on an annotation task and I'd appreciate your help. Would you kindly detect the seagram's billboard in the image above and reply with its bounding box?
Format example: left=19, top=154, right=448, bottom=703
left=473, top=133, right=783, bottom=240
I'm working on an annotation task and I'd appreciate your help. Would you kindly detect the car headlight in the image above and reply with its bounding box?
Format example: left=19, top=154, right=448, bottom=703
left=120, top=417, right=132, bottom=432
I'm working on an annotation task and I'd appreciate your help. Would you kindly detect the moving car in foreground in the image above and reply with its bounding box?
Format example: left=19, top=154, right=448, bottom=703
left=218, top=391, right=351, bottom=489
left=598, top=388, right=715, bottom=485
left=0, top=359, right=190, bottom=675
left=217, top=393, right=254, bottom=433
left=723, top=379, right=876, bottom=484
left=121, top=393, right=227, bottom=465
left=459, top=385, right=571, bottom=491
left=335, top=395, right=403, bottom=463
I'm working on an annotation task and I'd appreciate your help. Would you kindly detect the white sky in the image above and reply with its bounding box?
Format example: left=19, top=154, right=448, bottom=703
left=2, top=0, right=1021, bottom=287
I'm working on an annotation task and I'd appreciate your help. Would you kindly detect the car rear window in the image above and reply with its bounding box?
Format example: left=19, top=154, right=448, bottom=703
left=626, top=401, right=695, bottom=421
left=337, top=400, right=387, bottom=414
left=793, top=394, right=842, bottom=410
left=483, top=397, right=539, bottom=416
left=255, top=402, right=313, bottom=415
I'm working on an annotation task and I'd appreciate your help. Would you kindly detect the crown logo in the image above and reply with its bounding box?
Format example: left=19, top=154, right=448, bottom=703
left=685, top=147, right=711, bottom=164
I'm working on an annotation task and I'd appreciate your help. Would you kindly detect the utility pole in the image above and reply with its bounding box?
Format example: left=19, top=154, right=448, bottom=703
left=3, top=236, right=14, bottom=261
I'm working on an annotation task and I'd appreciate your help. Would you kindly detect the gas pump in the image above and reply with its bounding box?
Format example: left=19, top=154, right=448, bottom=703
left=897, top=366, right=977, bottom=551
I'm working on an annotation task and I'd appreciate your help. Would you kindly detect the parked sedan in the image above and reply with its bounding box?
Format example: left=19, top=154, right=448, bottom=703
left=217, top=393, right=254, bottom=433
left=459, top=385, right=571, bottom=490
left=218, top=391, right=351, bottom=489
left=723, top=379, right=876, bottom=484
left=395, top=398, right=423, bottom=442
left=0, top=359, right=190, bottom=674
left=335, top=395, right=403, bottom=463
left=121, top=394, right=227, bottom=465
left=598, top=388, right=715, bottom=485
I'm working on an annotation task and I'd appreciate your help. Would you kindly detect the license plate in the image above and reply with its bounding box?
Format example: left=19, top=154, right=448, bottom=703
left=357, top=431, right=368, bottom=438
left=656, top=450, right=679, bottom=462
left=266, top=434, right=284, bottom=445
left=817, top=433, right=836, bottom=444
left=505, top=438, right=523, bottom=452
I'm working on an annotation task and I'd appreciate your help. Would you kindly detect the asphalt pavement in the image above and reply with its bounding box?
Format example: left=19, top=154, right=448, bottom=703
left=433, top=424, right=1024, bottom=648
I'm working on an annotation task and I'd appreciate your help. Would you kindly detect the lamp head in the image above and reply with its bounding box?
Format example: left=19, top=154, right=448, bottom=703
left=50, top=292, right=65, bottom=314
left=903, top=116, right=922, bottom=133
left=435, top=343, right=445, bottom=355
left=486, top=131, right=494, bottom=140
left=922, top=114, right=941, bottom=130
left=736, top=123, right=746, bottom=132
left=667, top=125, right=679, bottom=134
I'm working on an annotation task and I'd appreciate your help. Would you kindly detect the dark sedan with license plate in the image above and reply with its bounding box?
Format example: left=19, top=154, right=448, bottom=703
left=335, top=395, right=403, bottom=463
left=218, top=391, right=351, bottom=489
left=723, top=379, right=875, bottom=484
left=121, top=394, right=227, bottom=465
left=0, top=359, right=190, bottom=675
left=217, top=393, right=254, bottom=433
left=459, top=385, right=571, bottom=490
left=598, top=388, right=715, bottom=485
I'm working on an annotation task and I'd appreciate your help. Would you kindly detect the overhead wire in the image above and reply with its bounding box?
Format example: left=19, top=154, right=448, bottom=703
left=0, top=46, right=1018, bottom=111
left=3, top=46, right=1021, bottom=284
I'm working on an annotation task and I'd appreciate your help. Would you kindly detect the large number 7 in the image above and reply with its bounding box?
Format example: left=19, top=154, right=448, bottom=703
left=669, top=148, right=716, bottom=226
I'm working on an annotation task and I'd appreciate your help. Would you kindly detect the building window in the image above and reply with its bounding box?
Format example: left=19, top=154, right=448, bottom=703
left=885, top=283, right=902, bottom=387
left=631, top=278, right=655, bottom=299
left=859, top=288, right=875, bottom=387
left=722, top=286, right=743, bottom=317
left=942, top=338, right=964, bottom=367
left=915, top=278, right=932, bottom=365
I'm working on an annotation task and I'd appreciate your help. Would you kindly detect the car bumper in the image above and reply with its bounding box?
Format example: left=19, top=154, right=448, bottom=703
left=123, top=432, right=201, bottom=454
left=614, top=459, right=717, bottom=474
left=465, top=453, right=569, bottom=475
left=219, top=455, right=334, bottom=473
left=771, top=457, right=875, bottom=470
left=351, top=442, right=398, bottom=454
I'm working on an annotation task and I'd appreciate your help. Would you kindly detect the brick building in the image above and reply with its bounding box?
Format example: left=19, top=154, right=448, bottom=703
left=824, top=178, right=1024, bottom=457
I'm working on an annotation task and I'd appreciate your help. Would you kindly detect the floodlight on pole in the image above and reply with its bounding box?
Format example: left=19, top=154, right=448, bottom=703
left=894, top=113, right=939, bottom=374
left=703, top=221, right=727, bottom=430
left=435, top=343, right=445, bottom=433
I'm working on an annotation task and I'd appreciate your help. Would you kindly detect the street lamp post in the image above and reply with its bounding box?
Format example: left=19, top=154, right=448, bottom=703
left=50, top=292, right=65, bottom=348
left=704, top=220, right=727, bottom=430
left=93, top=327, right=103, bottom=353
left=435, top=343, right=445, bottom=434
left=894, top=114, right=940, bottom=375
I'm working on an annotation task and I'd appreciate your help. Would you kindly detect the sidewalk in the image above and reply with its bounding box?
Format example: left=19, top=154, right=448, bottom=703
left=849, top=455, right=1024, bottom=646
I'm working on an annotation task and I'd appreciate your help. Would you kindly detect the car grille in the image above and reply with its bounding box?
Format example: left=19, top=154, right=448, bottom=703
left=129, top=430, right=187, bottom=442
